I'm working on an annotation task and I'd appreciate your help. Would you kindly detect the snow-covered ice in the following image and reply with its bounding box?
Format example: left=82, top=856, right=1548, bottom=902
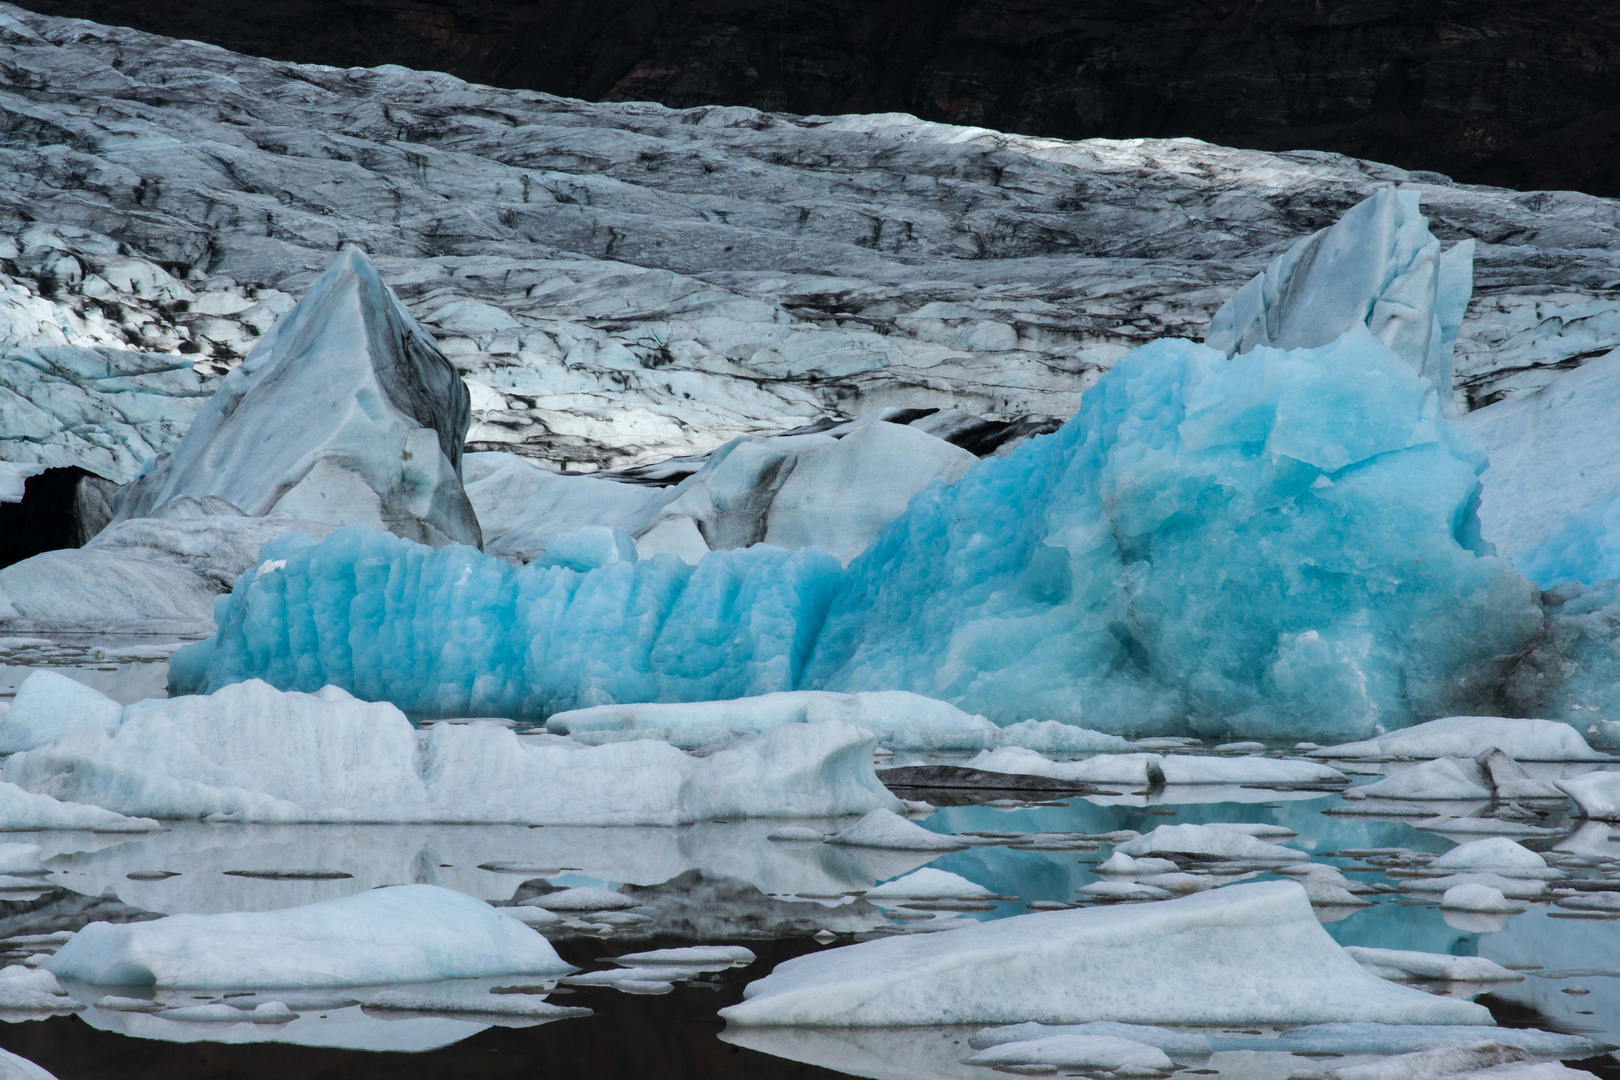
left=1554, top=772, right=1620, bottom=820
left=719, top=881, right=1488, bottom=1026
left=864, top=870, right=997, bottom=901
left=44, top=884, right=572, bottom=988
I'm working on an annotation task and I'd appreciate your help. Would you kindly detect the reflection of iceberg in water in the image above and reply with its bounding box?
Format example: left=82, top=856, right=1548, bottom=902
left=722, top=1024, right=986, bottom=1080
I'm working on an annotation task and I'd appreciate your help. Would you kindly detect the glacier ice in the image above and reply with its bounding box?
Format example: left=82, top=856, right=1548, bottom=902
left=1206, top=187, right=1475, bottom=412
left=1464, top=347, right=1620, bottom=586
left=174, top=324, right=1541, bottom=740
left=0, top=670, right=122, bottom=753
left=44, top=884, right=573, bottom=988
left=114, top=248, right=480, bottom=549
left=1343, top=947, right=1522, bottom=984
left=1341, top=758, right=1494, bottom=801
left=718, top=881, right=1489, bottom=1026
left=0, top=1047, right=58, bottom=1080
left=961, top=1033, right=1173, bottom=1073
left=1, top=679, right=901, bottom=824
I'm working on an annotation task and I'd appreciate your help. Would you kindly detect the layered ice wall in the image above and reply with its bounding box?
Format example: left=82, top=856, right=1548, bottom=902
left=175, top=323, right=1541, bottom=739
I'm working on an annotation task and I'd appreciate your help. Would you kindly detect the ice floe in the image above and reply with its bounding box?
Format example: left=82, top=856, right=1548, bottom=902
left=719, top=881, right=1487, bottom=1026
left=1312, top=717, right=1606, bottom=761
left=1343, top=758, right=1495, bottom=801
left=1343, top=947, right=1523, bottom=984
left=827, top=810, right=968, bottom=852
left=1114, top=824, right=1307, bottom=862
left=0, top=670, right=122, bottom=753
left=3, top=680, right=901, bottom=824
left=1555, top=772, right=1620, bottom=820
left=44, top=884, right=572, bottom=988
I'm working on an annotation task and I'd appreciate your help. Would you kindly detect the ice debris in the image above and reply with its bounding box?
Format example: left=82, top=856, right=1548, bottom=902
left=1206, top=187, right=1474, bottom=410
left=113, top=248, right=481, bottom=549
left=3, top=679, right=901, bottom=824
left=45, top=884, right=572, bottom=988
left=0, top=778, right=158, bottom=832
left=1343, top=758, right=1494, bottom=801
left=173, top=322, right=1541, bottom=740
left=864, top=869, right=996, bottom=901
left=964, top=746, right=1346, bottom=787
left=719, top=881, right=1488, bottom=1026
left=0, top=965, right=79, bottom=1012
left=1554, top=772, right=1620, bottom=820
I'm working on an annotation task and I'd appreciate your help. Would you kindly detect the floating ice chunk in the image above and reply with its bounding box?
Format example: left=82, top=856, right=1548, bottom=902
left=461, top=452, right=665, bottom=566
left=1423, top=875, right=1546, bottom=901
left=45, top=885, right=573, bottom=988
left=1156, top=755, right=1346, bottom=786
left=114, top=248, right=481, bottom=548
left=1553, top=892, right=1620, bottom=912
left=1312, top=717, right=1605, bottom=762
left=1326, top=1043, right=1533, bottom=1080
left=827, top=810, right=968, bottom=851
left=0, top=844, right=43, bottom=876
left=1283, top=864, right=1373, bottom=907
left=363, top=989, right=588, bottom=1020
left=502, top=907, right=560, bottom=927
left=1476, top=750, right=1566, bottom=800
left=1555, top=772, right=1620, bottom=820
left=1093, top=853, right=1177, bottom=877
left=962, top=1033, right=1173, bottom=1073
left=5, top=679, right=900, bottom=824
left=0, top=671, right=123, bottom=753
left=161, top=1002, right=293, bottom=1023
left=1115, top=824, right=1307, bottom=862
left=0, top=780, right=158, bottom=832
left=1076, top=881, right=1172, bottom=901
left=1342, top=758, right=1492, bottom=801
left=526, top=888, right=637, bottom=912
left=0, top=1047, right=59, bottom=1080
left=1255, top=1024, right=1605, bottom=1057
left=1429, top=838, right=1556, bottom=878
left=992, top=720, right=1132, bottom=754
left=968, top=1021, right=1212, bottom=1055
left=964, top=748, right=1159, bottom=786
left=1463, top=347, right=1620, bottom=587
left=1343, top=947, right=1523, bottom=984
left=612, top=946, right=755, bottom=969
left=718, top=881, right=1488, bottom=1026
left=864, top=869, right=996, bottom=901
left=548, top=690, right=1002, bottom=752
left=1206, top=822, right=1298, bottom=838
left=0, top=965, right=79, bottom=1012
left=1205, top=187, right=1473, bottom=401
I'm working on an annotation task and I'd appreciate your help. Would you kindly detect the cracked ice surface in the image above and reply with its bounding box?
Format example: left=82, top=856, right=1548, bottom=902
left=0, top=4, right=1616, bottom=480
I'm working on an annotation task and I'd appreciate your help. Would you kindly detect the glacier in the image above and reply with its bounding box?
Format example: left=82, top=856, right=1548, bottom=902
left=173, top=322, right=1540, bottom=739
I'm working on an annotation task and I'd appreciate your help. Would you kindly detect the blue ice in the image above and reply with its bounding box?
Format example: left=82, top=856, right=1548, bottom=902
left=173, top=325, right=1542, bottom=740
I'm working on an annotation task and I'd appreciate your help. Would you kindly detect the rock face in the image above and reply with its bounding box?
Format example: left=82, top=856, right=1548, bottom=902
left=116, top=248, right=480, bottom=549
left=13, top=1, right=1620, bottom=199
left=0, top=2, right=1615, bottom=486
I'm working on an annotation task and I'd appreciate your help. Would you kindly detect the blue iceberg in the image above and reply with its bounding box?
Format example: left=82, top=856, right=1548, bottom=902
left=174, top=325, right=1541, bottom=740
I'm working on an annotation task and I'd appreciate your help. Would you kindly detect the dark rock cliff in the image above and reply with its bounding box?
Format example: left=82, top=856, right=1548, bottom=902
left=13, top=0, right=1620, bottom=196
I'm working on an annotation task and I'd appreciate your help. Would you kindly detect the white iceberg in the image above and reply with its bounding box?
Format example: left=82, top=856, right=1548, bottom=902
left=1342, top=758, right=1493, bottom=801
left=1114, top=824, right=1307, bottom=862
left=0, top=779, right=158, bottom=832
left=3, top=680, right=902, bottom=824
left=865, top=869, right=996, bottom=901
left=1555, top=772, right=1620, bottom=820
left=827, top=810, right=967, bottom=851
left=0, top=1047, right=58, bottom=1080
left=719, top=881, right=1489, bottom=1026
left=963, top=747, right=1345, bottom=788
left=1312, top=717, right=1605, bottom=762
left=45, top=884, right=572, bottom=988
left=1429, top=838, right=1558, bottom=878
left=1343, top=947, right=1523, bottom=984
left=962, top=1033, right=1172, bottom=1073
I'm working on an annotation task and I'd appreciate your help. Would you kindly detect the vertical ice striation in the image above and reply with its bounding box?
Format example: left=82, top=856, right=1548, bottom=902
left=1206, top=188, right=1475, bottom=414
left=114, top=248, right=481, bottom=549
left=174, top=325, right=1541, bottom=739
